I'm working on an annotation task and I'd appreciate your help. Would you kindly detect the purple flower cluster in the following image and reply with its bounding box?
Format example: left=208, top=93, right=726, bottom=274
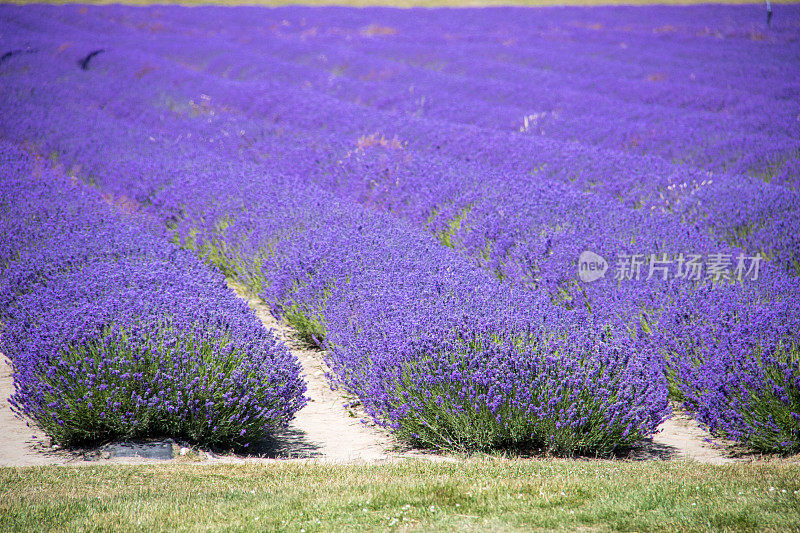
left=1, top=4, right=797, bottom=452
left=260, top=205, right=669, bottom=453
left=656, top=281, right=800, bottom=453
left=0, top=142, right=306, bottom=446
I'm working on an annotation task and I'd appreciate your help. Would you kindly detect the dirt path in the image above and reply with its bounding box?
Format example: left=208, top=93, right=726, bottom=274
left=227, top=282, right=399, bottom=463
left=0, top=289, right=737, bottom=466
left=0, top=357, right=63, bottom=467
left=647, top=406, right=736, bottom=464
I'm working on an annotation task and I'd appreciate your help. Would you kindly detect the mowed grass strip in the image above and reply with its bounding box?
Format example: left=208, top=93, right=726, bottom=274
left=1, top=458, right=799, bottom=532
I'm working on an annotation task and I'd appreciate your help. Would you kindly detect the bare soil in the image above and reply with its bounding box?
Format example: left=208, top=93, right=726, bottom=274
left=226, top=281, right=401, bottom=463
left=0, top=357, right=63, bottom=466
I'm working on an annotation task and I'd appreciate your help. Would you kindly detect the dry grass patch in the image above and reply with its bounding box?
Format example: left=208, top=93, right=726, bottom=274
left=2, top=458, right=799, bottom=531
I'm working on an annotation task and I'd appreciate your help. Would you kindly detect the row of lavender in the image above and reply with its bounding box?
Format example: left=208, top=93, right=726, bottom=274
left=1, top=52, right=669, bottom=454
left=12, top=4, right=795, bottom=279
left=1, top=5, right=798, bottom=452
left=0, top=141, right=306, bottom=446
left=0, top=8, right=671, bottom=454
left=147, top=5, right=800, bottom=187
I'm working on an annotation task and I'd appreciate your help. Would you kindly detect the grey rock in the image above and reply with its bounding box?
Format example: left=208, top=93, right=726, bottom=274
left=103, top=441, right=174, bottom=460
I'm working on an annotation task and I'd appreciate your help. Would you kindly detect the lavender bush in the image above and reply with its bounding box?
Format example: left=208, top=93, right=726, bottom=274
left=677, top=341, right=800, bottom=453
left=378, top=326, right=668, bottom=454
left=658, top=281, right=800, bottom=453
left=1, top=4, right=798, bottom=453
left=0, top=143, right=306, bottom=446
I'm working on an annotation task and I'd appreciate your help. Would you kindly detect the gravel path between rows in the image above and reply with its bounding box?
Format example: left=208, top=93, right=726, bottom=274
left=0, top=357, right=62, bottom=467
left=226, top=281, right=402, bottom=463
left=0, top=283, right=735, bottom=466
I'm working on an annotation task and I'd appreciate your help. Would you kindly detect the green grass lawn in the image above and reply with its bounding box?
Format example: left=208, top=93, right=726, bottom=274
left=2, top=458, right=799, bottom=532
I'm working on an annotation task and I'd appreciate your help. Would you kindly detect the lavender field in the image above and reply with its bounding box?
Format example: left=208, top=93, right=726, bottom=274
left=0, top=4, right=799, bottom=456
